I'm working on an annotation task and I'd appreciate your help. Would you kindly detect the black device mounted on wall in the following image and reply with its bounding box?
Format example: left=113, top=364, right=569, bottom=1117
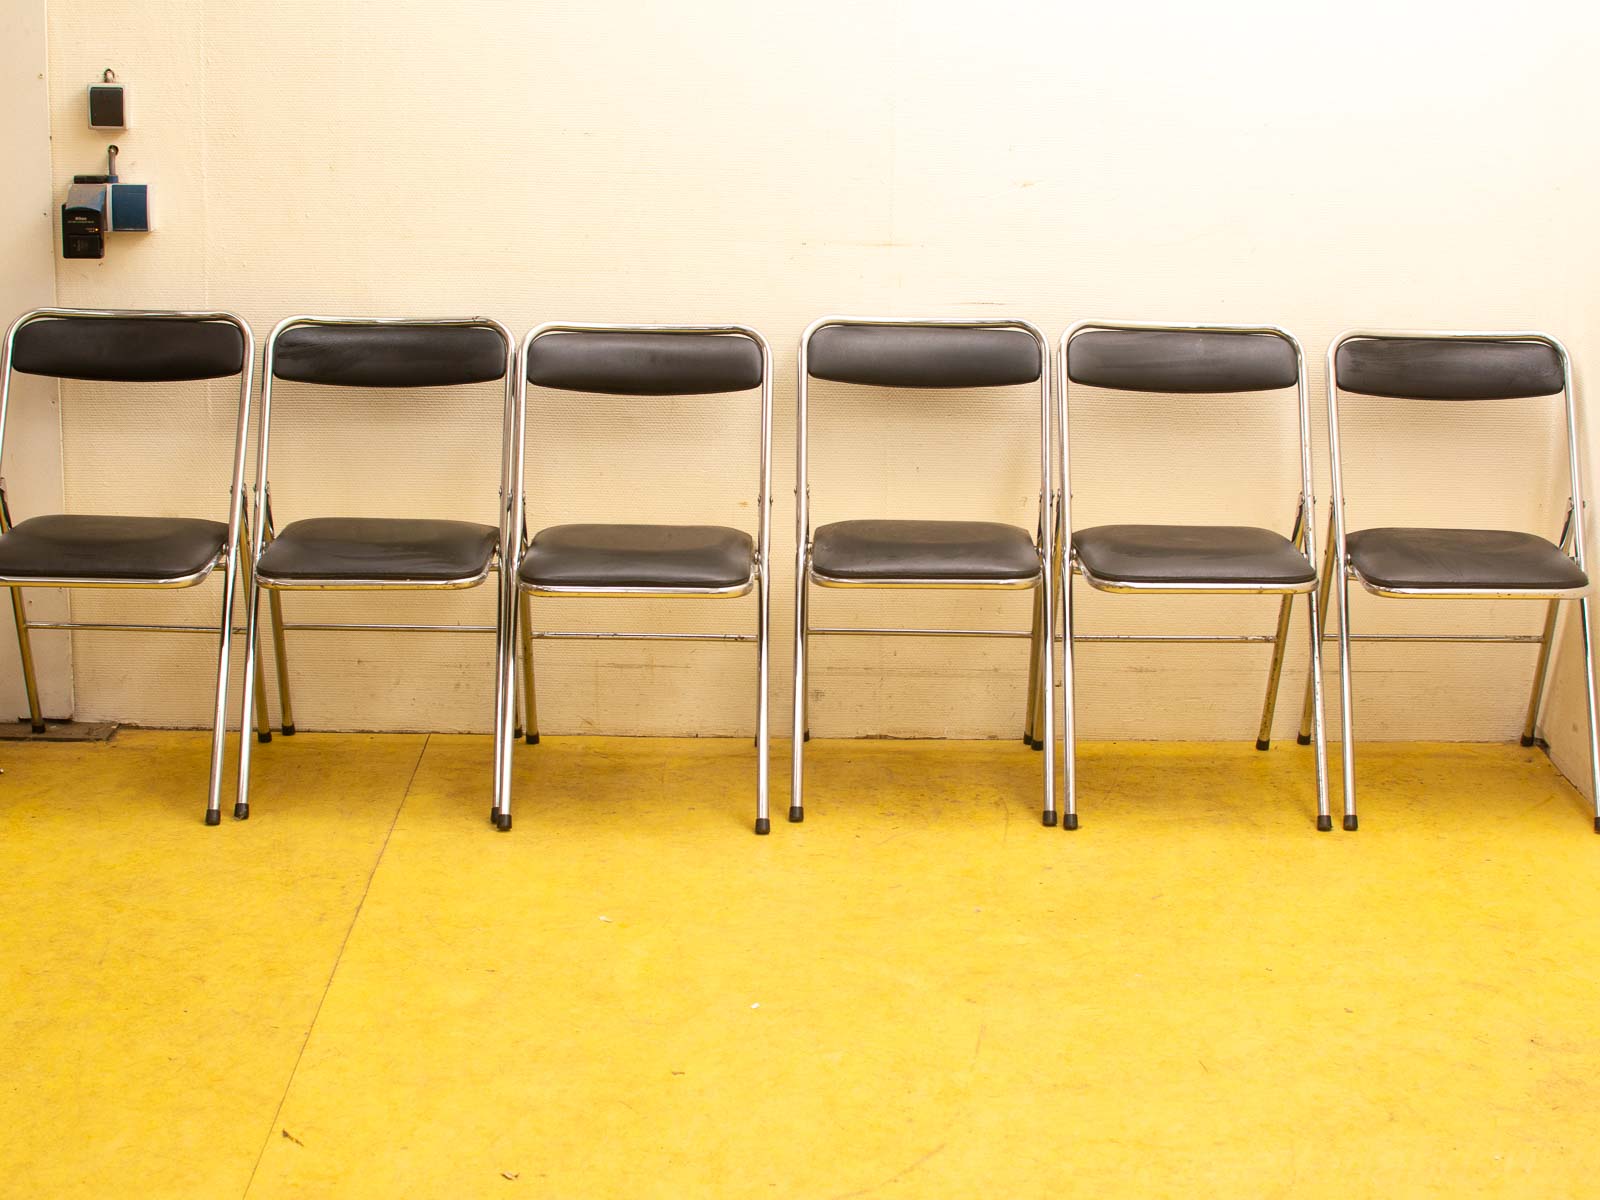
left=62, top=182, right=108, bottom=260
left=88, top=68, right=127, bottom=130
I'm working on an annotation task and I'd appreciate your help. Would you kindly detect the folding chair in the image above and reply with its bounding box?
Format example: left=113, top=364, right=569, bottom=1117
left=497, top=323, right=773, bottom=834
left=0, top=307, right=258, bottom=824
left=235, top=316, right=518, bottom=821
left=792, top=317, right=1056, bottom=825
left=1306, top=330, right=1598, bottom=831
left=1058, top=321, right=1330, bottom=829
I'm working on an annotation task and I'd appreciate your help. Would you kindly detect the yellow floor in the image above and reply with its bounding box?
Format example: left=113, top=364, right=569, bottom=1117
left=2, top=733, right=1598, bottom=1197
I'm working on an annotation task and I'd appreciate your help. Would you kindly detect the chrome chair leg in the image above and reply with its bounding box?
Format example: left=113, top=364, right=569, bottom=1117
left=789, top=563, right=809, bottom=823
left=489, top=579, right=515, bottom=825
left=1024, top=587, right=1042, bottom=749
left=246, top=572, right=272, bottom=742
left=1306, top=578, right=1332, bottom=831
left=1333, top=567, right=1357, bottom=830
left=800, top=579, right=811, bottom=745
left=510, top=628, right=524, bottom=740
left=267, top=589, right=295, bottom=736
left=518, top=589, right=538, bottom=745
left=6, top=585, right=45, bottom=733
left=1520, top=599, right=1561, bottom=747
left=1038, top=557, right=1057, bottom=827
left=234, top=556, right=266, bottom=822
left=491, top=569, right=515, bottom=832
left=206, top=540, right=245, bottom=826
left=1577, top=597, right=1600, bottom=834
left=1299, top=515, right=1337, bottom=745
left=238, top=513, right=272, bottom=744
left=499, top=628, right=517, bottom=811
left=754, top=567, right=771, bottom=835
left=250, top=604, right=272, bottom=743
left=1061, top=567, right=1078, bottom=830
left=1256, top=593, right=1295, bottom=751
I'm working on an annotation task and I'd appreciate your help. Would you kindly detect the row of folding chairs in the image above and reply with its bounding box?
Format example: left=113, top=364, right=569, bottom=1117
left=1, top=309, right=1593, bottom=836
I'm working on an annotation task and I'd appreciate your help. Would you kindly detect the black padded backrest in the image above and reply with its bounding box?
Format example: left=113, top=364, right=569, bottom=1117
left=1335, top=337, right=1564, bottom=400
left=10, top=316, right=244, bottom=382
left=1067, top=329, right=1297, bottom=394
left=525, top=331, right=762, bottom=395
left=807, top=325, right=1040, bottom=389
left=272, top=324, right=508, bottom=388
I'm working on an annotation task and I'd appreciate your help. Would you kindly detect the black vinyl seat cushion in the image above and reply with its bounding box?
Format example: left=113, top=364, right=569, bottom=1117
left=1346, top=528, right=1587, bottom=593
left=0, top=514, right=228, bottom=582
left=519, top=524, right=755, bottom=590
left=256, top=518, right=499, bottom=585
left=811, top=520, right=1039, bottom=583
left=1073, top=524, right=1315, bottom=587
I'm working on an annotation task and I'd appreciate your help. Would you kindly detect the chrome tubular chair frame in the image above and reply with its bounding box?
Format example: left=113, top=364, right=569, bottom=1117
left=0, top=306, right=261, bottom=824
left=1057, top=320, right=1330, bottom=830
left=235, top=314, right=519, bottom=821
left=792, top=316, right=1056, bottom=825
left=498, top=322, right=774, bottom=834
left=1303, top=329, right=1600, bottom=832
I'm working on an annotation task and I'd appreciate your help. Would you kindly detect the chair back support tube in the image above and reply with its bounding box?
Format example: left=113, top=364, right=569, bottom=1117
left=524, top=330, right=763, bottom=395
left=10, top=315, right=245, bottom=382
left=271, top=323, right=509, bottom=388
left=1334, top=336, right=1564, bottom=400
left=1067, top=329, right=1298, bottom=394
left=807, top=324, right=1041, bottom=389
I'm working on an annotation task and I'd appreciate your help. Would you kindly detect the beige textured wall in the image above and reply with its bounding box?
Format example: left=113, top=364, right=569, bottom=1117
left=35, top=0, right=1600, bottom=753
left=0, top=0, right=71, bottom=722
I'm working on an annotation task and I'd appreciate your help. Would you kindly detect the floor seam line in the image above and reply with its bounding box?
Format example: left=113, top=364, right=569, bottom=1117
left=240, top=734, right=430, bottom=1199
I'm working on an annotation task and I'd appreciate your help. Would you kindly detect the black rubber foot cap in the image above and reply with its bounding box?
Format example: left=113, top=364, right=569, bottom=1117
left=1063, top=813, right=1080, bottom=831
left=512, top=726, right=522, bottom=740
left=204, top=809, right=221, bottom=826
left=1593, top=816, right=1599, bottom=834
left=525, top=732, right=539, bottom=745
left=282, top=724, right=296, bottom=736
left=1031, top=737, right=1044, bottom=751
left=1296, top=733, right=1311, bottom=746
left=788, top=805, right=804, bottom=823
left=1317, top=814, right=1333, bottom=832
left=1042, top=810, right=1057, bottom=827
left=803, top=731, right=811, bottom=743
left=30, top=723, right=46, bottom=734
left=257, top=730, right=272, bottom=744
left=234, top=802, right=249, bottom=820
left=496, top=812, right=512, bottom=832
left=1520, top=734, right=1537, bottom=748
left=755, top=818, right=770, bottom=835
left=490, top=806, right=500, bottom=825
left=1343, top=814, right=1359, bottom=831
left=1255, top=737, right=1271, bottom=752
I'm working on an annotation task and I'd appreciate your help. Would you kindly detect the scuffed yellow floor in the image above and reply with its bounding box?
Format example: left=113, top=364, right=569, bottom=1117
left=3, top=732, right=1598, bottom=1197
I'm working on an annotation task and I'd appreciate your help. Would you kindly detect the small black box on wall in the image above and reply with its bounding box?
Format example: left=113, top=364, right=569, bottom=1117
left=88, top=84, right=126, bottom=130
left=62, top=183, right=107, bottom=259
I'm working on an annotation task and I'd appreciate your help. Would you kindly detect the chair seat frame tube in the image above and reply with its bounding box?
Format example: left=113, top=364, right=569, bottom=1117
left=1057, top=319, right=1330, bottom=831
left=792, top=316, right=1056, bottom=827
